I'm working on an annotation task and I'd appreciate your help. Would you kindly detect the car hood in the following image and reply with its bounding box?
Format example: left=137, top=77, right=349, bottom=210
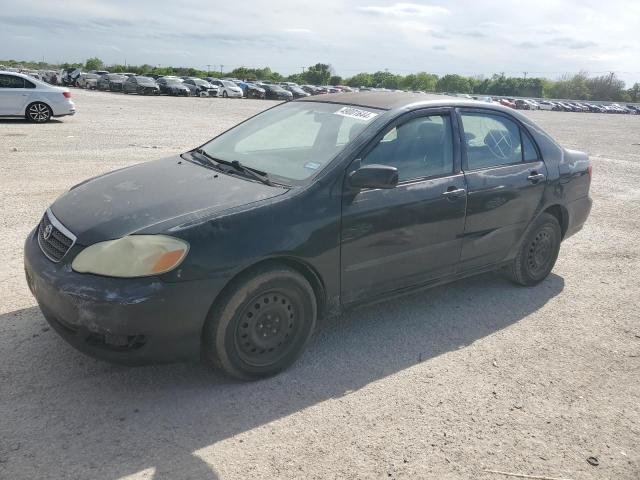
left=51, top=155, right=287, bottom=245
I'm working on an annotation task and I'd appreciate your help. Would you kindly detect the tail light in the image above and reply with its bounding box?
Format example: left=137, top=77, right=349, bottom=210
left=63, top=91, right=71, bottom=98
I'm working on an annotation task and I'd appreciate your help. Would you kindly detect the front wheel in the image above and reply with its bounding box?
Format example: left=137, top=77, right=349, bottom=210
left=26, top=102, right=52, bottom=123
left=202, top=266, right=317, bottom=380
left=222, top=90, right=228, bottom=98
left=506, top=213, right=561, bottom=286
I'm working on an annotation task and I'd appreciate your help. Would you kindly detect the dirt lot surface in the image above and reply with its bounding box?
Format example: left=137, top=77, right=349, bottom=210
left=1, top=90, right=638, bottom=480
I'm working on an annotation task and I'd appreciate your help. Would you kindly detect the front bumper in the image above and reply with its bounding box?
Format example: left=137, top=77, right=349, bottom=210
left=24, top=229, right=221, bottom=365
left=247, top=90, right=266, bottom=99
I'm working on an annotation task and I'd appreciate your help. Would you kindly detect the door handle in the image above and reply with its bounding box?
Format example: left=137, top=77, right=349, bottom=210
left=442, top=187, right=466, bottom=198
left=527, top=172, right=545, bottom=183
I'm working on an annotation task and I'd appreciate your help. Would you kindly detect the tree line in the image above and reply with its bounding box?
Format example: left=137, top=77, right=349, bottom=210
left=3, top=57, right=638, bottom=102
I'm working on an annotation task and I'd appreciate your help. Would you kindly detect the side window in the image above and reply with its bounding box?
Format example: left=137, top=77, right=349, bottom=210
left=461, top=113, right=522, bottom=169
left=24, top=79, right=35, bottom=88
left=0, top=75, right=25, bottom=88
left=522, top=130, right=539, bottom=161
left=361, top=115, right=454, bottom=182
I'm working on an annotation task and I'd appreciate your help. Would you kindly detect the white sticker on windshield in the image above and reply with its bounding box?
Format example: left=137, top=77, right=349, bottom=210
left=304, top=161, right=321, bottom=170
left=334, top=106, right=378, bottom=121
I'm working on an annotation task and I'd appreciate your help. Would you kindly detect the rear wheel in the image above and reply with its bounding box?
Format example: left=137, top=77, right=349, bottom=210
left=202, top=266, right=317, bottom=380
left=222, top=90, right=228, bottom=98
left=506, top=213, right=561, bottom=286
left=25, top=102, right=52, bottom=123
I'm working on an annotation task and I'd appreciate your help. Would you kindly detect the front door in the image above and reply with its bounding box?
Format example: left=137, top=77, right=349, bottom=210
left=341, top=110, right=467, bottom=304
left=457, top=109, right=548, bottom=270
left=0, top=74, right=31, bottom=115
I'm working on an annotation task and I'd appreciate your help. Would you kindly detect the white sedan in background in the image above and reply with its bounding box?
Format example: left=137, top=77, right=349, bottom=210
left=0, top=71, right=75, bottom=122
left=210, top=79, right=243, bottom=98
left=537, top=101, right=556, bottom=111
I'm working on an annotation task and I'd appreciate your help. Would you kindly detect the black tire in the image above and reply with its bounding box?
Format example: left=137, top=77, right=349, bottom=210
left=506, top=213, right=561, bottom=286
left=202, top=266, right=317, bottom=380
left=25, top=102, right=52, bottom=123
left=222, top=90, right=228, bottom=98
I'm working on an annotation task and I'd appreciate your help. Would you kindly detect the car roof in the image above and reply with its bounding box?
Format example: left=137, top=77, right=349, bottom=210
left=301, top=91, right=462, bottom=110
left=304, top=91, right=511, bottom=110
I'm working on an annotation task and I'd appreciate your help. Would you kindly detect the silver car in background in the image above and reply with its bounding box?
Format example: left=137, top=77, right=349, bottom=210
left=0, top=71, right=76, bottom=122
left=77, top=73, right=100, bottom=90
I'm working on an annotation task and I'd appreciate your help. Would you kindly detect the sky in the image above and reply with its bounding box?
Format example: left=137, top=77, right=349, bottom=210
left=1, top=0, right=639, bottom=85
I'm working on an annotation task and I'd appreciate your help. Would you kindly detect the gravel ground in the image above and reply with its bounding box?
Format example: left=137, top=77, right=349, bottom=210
left=1, top=90, right=638, bottom=480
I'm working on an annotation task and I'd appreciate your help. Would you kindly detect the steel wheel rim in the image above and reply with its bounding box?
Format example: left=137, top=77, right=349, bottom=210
left=527, top=227, right=554, bottom=278
left=235, top=290, right=299, bottom=367
left=29, top=103, right=50, bottom=121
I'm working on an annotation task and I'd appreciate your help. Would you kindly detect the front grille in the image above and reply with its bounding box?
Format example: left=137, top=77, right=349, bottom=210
left=37, top=210, right=76, bottom=262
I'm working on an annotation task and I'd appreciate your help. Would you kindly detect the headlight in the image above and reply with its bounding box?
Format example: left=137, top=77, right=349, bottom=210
left=72, top=235, right=189, bottom=278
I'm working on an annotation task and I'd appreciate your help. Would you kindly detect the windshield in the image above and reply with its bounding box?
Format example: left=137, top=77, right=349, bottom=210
left=136, top=76, right=155, bottom=84
left=107, top=74, right=125, bottom=81
left=199, top=102, right=382, bottom=183
left=222, top=80, right=237, bottom=88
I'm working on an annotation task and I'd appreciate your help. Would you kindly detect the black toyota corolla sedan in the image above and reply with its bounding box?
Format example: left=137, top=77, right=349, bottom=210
left=24, top=92, right=592, bottom=380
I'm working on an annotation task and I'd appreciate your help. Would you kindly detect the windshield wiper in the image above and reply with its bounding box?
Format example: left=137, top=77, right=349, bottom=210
left=190, top=148, right=221, bottom=170
left=229, top=160, right=274, bottom=186
left=191, top=149, right=274, bottom=186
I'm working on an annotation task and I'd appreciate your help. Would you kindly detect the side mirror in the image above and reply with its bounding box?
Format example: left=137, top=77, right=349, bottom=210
left=349, top=164, right=398, bottom=189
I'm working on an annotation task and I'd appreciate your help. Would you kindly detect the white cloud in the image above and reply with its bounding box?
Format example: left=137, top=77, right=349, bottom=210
left=0, top=0, right=638, bottom=85
left=358, top=3, right=450, bottom=17
left=284, top=28, right=313, bottom=34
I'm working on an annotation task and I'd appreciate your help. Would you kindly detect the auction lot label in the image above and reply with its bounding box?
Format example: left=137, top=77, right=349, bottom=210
left=334, top=106, right=378, bottom=121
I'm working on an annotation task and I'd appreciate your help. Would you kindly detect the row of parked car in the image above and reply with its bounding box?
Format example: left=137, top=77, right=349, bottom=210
left=64, top=69, right=361, bottom=101
left=457, top=94, right=640, bottom=114
left=6, top=66, right=636, bottom=112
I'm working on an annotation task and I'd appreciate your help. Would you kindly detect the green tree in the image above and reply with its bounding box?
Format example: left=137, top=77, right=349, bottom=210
left=549, top=72, right=590, bottom=99
left=628, top=83, right=640, bottom=102
left=371, top=71, right=399, bottom=89
left=586, top=73, right=626, bottom=101
left=401, top=72, right=439, bottom=91
left=285, top=73, right=305, bottom=84
left=436, top=74, right=471, bottom=93
left=329, top=75, right=343, bottom=85
left=303, top=63, right=332, bottom=85
left=346, top=72, right=373, bottom=87
left=85, top=57, right=103, bottom=71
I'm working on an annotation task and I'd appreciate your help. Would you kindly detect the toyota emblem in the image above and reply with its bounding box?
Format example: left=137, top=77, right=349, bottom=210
left=43, top=224, right=53, bottom=240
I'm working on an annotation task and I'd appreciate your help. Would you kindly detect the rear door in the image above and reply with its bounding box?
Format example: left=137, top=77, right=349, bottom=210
left=340, top=109, right=467, bottom=304
left=0, top=74, right=32, bottom=115
left=457, top=109, right=547, bottom=270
